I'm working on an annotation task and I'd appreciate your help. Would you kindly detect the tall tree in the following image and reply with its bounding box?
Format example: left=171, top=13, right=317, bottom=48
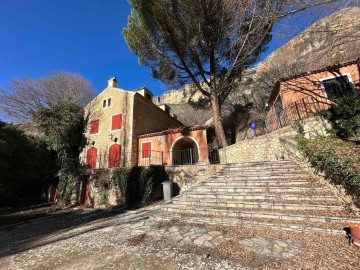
left=123, top=0, right=338, bottom=147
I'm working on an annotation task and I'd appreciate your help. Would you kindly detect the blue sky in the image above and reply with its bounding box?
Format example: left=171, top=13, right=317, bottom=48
left=0, top=0, right=342, bottom=96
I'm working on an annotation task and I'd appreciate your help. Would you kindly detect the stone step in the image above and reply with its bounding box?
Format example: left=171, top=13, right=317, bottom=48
left=171, top=198, right=344, bottom=211
left=188, top=186, right=326, bottom=193
left=153, top=213, right=345, bottom=234
left=208, top=175, right=312, bottom=180
left=222, top=167, right=305, bottom=173
left=161, top=205, right=358, bottom=223
left=224, top=161, right=297, bottom=167
left=201, top=179, right=316, bottom=187
left=180, top=192, right=337, bottom=202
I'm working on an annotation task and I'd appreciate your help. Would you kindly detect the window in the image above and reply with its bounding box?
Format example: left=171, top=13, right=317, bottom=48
left=322, top=75, right=355, bottom=101
left=141, top=142, right=151, bottom=158
left=108, top=144, right=121, bottom=168
left=103, top=100, right=106, bottom=108
left=86, top=147, right=97, bottom=169
left=111, top=114, right=122, bottom=130
left=90, top=119, right=99, bottom=134
left=108, top=98, right=111, bottom=107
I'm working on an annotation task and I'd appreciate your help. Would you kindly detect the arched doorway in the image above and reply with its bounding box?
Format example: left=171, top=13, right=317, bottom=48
left=171, top=137, right=199, bottom=165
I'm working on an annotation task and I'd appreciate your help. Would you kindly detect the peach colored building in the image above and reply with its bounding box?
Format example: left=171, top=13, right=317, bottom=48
left=266, top=60, right=360, bottom=132
left=137, top=126, right=209, bottom=166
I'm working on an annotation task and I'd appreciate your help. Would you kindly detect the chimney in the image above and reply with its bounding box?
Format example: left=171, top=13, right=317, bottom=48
left=108, top=77, right=117, bottom=88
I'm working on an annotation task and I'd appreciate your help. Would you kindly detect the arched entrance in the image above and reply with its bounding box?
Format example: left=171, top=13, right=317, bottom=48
left=171, top=136, right=199, bottom=165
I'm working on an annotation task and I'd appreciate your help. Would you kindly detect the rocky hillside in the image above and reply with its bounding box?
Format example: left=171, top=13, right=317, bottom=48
left=257, top=6, right=360, bottom=76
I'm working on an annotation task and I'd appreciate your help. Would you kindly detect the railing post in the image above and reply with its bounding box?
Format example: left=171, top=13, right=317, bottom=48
left=302, top=98, right=309, bottom=117
left=311, top=96, right=318, bottom=113
left=295, top=102, right=301, bottom=120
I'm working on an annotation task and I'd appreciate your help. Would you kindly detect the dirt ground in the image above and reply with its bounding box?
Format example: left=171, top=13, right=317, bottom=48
left=0, top=204, right=359, bottom=270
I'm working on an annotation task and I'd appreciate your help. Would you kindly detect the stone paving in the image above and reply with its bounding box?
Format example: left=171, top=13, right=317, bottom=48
left=0, top=205, right=304, bottom=270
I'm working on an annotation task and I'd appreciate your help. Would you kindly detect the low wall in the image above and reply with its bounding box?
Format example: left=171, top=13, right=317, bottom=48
left=219, top=116, right=329, bottom=163
left=219, top=126, right=296, bottom=163
left=165, top=164, right=224, bottom=193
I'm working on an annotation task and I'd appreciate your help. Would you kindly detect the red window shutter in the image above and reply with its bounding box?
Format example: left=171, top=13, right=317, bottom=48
left=142, top=142, right=151, bottom=158
left=90, top=119, right=99, bottom=134
left=111, top=114, right=122, bottom=130
left=86, top=147, right=97, bottom=168
left=108, top=144, right=121, bottom=168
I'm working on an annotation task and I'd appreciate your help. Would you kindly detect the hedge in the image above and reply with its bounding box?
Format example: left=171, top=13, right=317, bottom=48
left=297, top=137, right=360, bottom=201
left=112, top=165, right=167, bottom=208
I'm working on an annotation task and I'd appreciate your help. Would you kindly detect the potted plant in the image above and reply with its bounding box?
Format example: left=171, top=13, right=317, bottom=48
left=349, top=223, right=360, bottom=248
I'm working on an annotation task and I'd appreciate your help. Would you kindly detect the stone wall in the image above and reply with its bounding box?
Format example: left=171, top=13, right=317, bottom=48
left=165, top=164, right=224, bottom=193
left=219, top=126, right=296, bottom=163
left=219, top=116, right=329, bottom=163
left=81, top=86, right=134, bottom=168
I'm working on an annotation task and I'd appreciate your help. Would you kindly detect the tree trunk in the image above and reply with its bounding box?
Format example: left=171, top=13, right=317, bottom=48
left=210, top=90, right=228, bottom=148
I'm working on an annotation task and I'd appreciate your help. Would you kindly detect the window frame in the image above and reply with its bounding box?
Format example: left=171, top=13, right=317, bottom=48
left=89, top=119, right=100, bottom=134
left=141, top=141, right=152, bottom=159
left=319, top=73, right=357, bottom=101
left=111, top=113, right=123, bottom=130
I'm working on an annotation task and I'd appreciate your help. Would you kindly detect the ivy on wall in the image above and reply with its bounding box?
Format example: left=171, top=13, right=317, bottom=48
left=112, top=165, right=167, bottom=208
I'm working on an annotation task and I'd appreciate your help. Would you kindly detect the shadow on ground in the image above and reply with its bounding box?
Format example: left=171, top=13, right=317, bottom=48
left=0, top=204, right=149, bottom=258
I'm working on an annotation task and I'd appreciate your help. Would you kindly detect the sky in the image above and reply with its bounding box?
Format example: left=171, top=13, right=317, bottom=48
left=0, top=0, right=345, bottom=97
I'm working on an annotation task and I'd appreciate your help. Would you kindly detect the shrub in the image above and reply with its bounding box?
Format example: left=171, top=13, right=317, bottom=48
left=112, top=165, right=167, bottom=208
left=297, top=137, right=360, bottom=202
left=320, top=95, right=360, bottom=138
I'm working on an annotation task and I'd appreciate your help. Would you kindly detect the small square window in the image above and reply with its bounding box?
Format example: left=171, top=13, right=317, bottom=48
left=108, top=98, right=111, bottom=107
left=103, top=100, right=106, bottom=108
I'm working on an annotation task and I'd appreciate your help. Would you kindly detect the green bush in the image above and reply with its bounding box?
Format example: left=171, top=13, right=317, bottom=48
left=320, top=95, right=360, bottom=138
left=297, top=138, right=360, bottom=200
left=112, top=165, right=167, bottom=208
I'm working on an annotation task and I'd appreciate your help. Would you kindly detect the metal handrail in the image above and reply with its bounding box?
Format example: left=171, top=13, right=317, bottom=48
left=265, top=95, right=329, bottom=132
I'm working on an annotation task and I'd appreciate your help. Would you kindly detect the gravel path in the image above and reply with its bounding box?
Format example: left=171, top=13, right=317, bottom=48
left=0, top=204, right=359, bottom=270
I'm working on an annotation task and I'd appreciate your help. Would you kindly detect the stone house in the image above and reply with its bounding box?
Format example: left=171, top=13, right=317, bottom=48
left=265, top=59, right=360, bottom=132
left=77, top=77, right=208, bottom=205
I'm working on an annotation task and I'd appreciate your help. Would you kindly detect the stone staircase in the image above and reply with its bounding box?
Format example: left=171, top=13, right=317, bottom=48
left=154, top=160, right=360, bottom=234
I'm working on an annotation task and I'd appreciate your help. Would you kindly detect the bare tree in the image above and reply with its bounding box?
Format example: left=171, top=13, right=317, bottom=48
left=0, top=71, right=96, bottom=121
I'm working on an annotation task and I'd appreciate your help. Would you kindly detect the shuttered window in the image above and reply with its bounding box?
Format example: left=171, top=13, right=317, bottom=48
left=86, top=147, right=97, bottom=168
left=90, top=120, right=99, bottom=134
left=111, top=114, right=122, bottom=130
left=141, top=142, right=151, bottom=158
left=108, top=144, right=121, bottom=168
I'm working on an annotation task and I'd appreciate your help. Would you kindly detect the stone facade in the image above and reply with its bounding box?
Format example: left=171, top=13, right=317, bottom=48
left=165, top=164, right=224, bottom=193
left=81, top=78, right=182, bottom=169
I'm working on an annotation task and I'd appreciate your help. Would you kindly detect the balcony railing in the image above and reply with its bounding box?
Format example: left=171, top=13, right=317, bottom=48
left=80, top=147, right=221, bottom=169
left=265, top=96, right=329, bottom=132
